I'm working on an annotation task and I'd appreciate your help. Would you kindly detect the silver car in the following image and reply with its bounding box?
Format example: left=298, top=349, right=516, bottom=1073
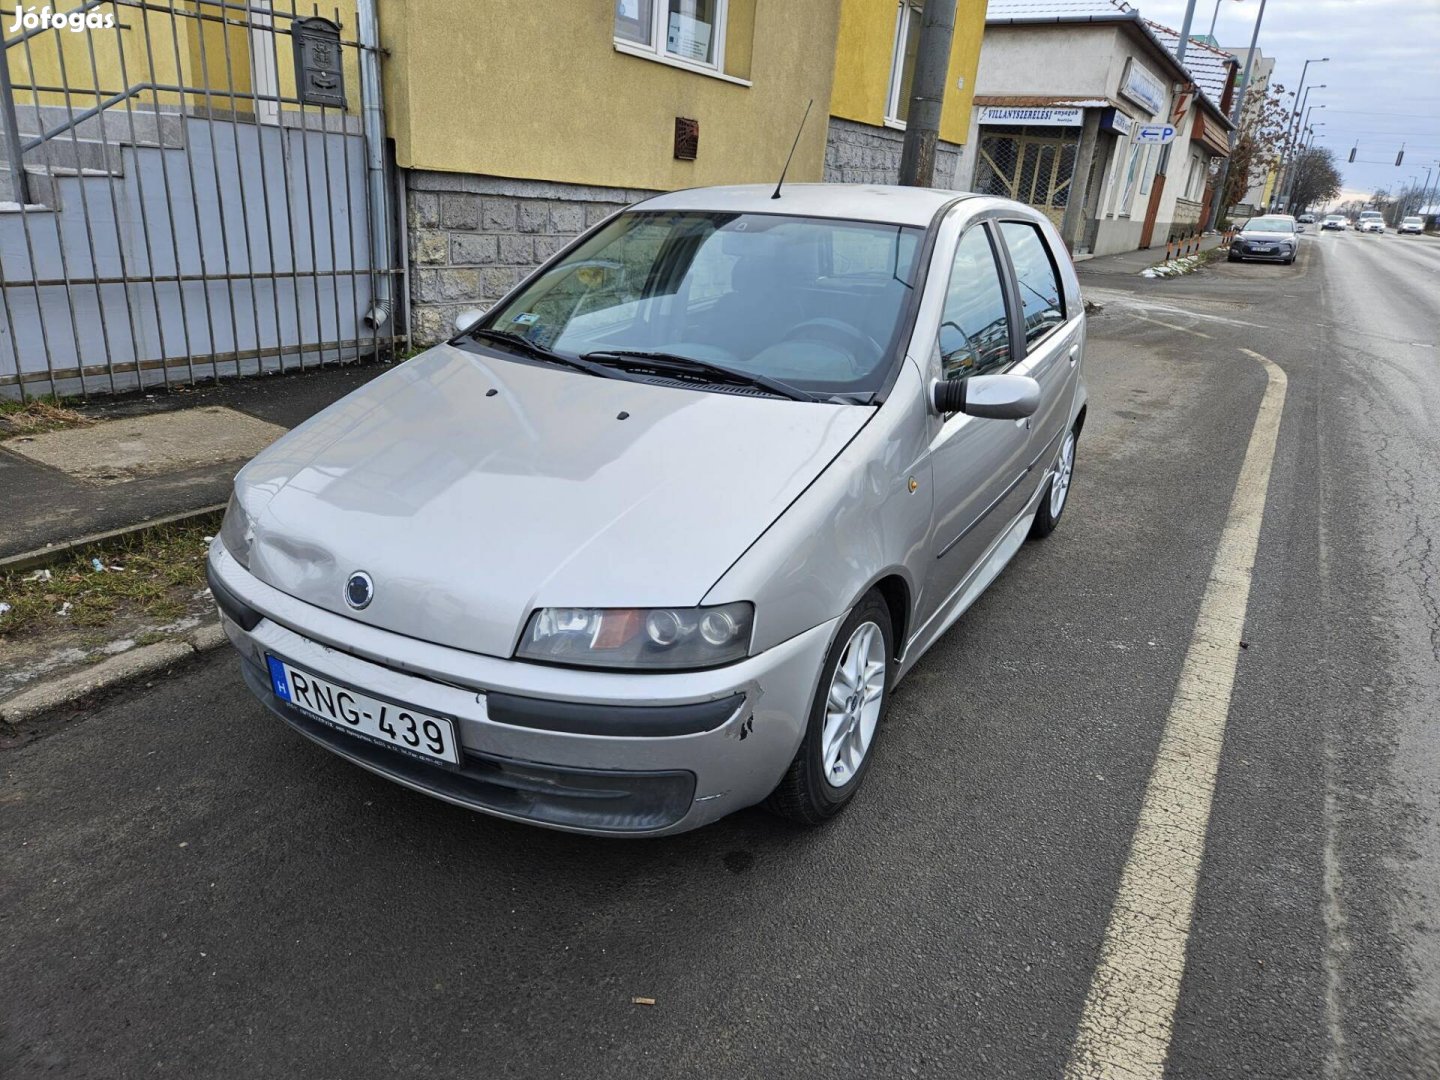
left=208, top=184, right=1087, bottom=836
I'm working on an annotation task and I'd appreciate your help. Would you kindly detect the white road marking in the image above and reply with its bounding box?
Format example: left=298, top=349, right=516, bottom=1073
left=1123, top=313, right=1212, bottom=339
left=1065, top=348, right=1288, bottom=1080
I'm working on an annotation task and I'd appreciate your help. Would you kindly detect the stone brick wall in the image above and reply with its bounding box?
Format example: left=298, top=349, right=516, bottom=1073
left=405, top=172, right=655, bottom=346
left=823, top=116, right=963, bottom=190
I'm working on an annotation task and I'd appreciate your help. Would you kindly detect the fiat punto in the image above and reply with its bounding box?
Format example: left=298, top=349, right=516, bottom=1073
left=208, top=184, right=1087, bottom=835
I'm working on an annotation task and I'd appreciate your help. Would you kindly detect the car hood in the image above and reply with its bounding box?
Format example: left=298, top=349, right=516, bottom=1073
left=1239, top=230, right=1294, bottom=241
left=235, top=344, right=872, bottom=658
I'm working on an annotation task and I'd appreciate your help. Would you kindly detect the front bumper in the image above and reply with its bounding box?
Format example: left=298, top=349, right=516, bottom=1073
left=1230, top=244, right=1295, bottom=262
left=208, top=544, right=837, bottom=836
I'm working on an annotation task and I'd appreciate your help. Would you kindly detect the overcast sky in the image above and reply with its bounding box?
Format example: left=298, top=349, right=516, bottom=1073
left=1132, top=0, right=1440, bottom=203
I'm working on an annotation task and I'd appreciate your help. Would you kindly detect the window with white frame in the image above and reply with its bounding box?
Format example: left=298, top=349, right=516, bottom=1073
left=885, top=1, right=924, bottom=125
left=615, top=0, right=727, bottom=71
left=1187, top=154, right=1207, bottom=200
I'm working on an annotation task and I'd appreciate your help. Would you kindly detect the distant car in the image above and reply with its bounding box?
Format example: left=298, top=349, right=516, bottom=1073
left=1398, top=216, right=1424, bottom=235
left=1321, top=214, right=1346, bottom=231
left=1229, top=214, right=1299, bottom=264
left=1297, top=213, right=1316, bottom=224
left=1357, top=211, right=1385, bottom=234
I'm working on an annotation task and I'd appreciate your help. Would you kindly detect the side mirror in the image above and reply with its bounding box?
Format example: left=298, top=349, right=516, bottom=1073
left=933, top=373, right=1041, bottom=420
left=454, top=308, right=485, bottom=335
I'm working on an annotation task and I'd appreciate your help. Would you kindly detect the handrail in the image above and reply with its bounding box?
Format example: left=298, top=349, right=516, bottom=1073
left=17, top=82, right=353, bottom=152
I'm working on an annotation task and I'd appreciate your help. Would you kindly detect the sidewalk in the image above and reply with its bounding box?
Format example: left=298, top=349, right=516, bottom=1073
left=1073, top=232, right=1228, bottom=278
left=1, top=362, right=388, bottom=561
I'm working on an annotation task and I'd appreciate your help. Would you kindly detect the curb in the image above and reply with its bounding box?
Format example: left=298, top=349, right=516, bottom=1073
left=0, top=503, right=228, bottom=576
left=0, top=617, right=228, bottom=728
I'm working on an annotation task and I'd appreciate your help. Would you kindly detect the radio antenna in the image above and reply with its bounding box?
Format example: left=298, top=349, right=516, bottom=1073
left=771, top=99, right=814, bottom=200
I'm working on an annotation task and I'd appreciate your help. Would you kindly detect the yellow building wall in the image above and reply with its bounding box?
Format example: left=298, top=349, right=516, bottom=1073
left=3, top=3, right=360, bottom=118
left=830, top=0, right=986, bottom=145
left=378, top=0, right=843, bottom=191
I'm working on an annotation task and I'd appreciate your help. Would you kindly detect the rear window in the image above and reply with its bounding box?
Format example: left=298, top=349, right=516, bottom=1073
left=999, top=221, right=1066, bottom=347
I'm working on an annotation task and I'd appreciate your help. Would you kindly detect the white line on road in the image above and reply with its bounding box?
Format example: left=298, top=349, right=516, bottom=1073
left=1123, top=312, right=1212, bottom=339
left=1065, top=348, right=1289, bottom=1080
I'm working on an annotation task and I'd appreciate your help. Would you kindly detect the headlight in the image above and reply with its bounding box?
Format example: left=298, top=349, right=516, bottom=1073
left=219, top=491, right=254, bottom=569
left=516, top=602, right=754, bottom=670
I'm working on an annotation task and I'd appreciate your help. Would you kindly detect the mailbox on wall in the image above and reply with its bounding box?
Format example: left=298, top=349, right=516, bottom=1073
left=293, top=17, right=346, bottom=109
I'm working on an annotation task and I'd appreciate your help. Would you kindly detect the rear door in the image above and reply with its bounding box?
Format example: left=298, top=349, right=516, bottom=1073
left=994, top=218, right=1082, bottom=490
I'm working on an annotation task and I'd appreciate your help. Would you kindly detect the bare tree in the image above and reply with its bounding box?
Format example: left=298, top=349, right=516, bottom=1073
left=1222, top=81, right=1290, bottom=212
left=1289, top=147, right=1343, bottom=213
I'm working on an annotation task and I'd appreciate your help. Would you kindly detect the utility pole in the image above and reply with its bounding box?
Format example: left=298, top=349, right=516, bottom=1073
left=899, top=0, right=958, bottom=187
left=1206, top=0, right=1268, bottom=230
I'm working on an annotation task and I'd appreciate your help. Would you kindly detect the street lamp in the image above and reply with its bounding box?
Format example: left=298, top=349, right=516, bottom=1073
left=1207, top=0, right=1244, bottom=40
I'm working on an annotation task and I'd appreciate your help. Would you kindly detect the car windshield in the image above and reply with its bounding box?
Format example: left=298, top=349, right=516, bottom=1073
left=1403, top=217, right=1422, bottom=224
left=1325, top=215, right=1344, bottom=221
left=478, top=210, right=925, bottom=398
left=1243, top=217, right=1294, bottom=233
left=1360, top=212, right=1383, bottom=220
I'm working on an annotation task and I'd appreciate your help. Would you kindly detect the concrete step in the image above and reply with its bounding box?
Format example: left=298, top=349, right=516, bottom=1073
left=11, top=103, right=187, bottom=151
left=17, top=136, right=126, bottom=176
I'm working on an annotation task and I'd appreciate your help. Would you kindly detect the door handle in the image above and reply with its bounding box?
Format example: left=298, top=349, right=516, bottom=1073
left=1015, top=417, right=1030, bottom=429
left=1068, top=343, right=1080, bottom=365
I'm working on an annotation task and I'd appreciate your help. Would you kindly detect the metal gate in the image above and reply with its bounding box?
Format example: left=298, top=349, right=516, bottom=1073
left=0, top=0, right=402, bottom=401
left=974, top=127, right=1082, bottom=229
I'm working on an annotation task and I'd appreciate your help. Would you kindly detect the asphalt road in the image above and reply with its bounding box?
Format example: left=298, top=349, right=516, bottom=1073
left=3, top=228, right=1438, bottom=1079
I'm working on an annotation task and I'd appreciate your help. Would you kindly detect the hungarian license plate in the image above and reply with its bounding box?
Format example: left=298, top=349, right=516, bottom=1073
left=1254, top=245, right=1272, bottom=252
left=266, top=656, right=460, bottom=765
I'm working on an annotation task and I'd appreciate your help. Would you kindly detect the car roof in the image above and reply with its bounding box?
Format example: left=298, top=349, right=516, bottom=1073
left=632, top=184, right=975, bottom=227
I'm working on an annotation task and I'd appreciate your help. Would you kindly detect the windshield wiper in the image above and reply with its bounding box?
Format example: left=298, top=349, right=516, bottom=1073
left=465, top=328, right=617, bottom=379
left=581, top=349, right=813, bottom=402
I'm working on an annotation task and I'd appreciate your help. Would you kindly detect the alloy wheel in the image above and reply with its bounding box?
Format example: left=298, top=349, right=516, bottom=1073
left=1051, top=431, right=1076, bottom=518
left=821, top=621, right=887, bottom=789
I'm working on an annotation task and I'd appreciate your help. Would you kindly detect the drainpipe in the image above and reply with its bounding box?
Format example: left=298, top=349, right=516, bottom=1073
left=357, top=0, right=391, bottom=329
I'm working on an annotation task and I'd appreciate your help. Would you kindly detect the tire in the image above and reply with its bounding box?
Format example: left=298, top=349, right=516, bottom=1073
left=1227, top=253, right=1239, bottom=262
left=765, top=592, right=894, bottom=826
left=1029, top=421, right=1079, bottom=539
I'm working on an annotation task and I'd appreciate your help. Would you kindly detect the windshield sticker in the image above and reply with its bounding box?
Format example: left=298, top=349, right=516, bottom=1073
left=512, top=313, right=539, bottom=325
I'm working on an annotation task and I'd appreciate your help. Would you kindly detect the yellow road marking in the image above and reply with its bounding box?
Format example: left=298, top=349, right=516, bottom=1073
left=1065, top=348, right=1288, bottom=1080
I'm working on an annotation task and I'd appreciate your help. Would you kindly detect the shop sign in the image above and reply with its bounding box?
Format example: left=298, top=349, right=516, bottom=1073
left=977, top=106, right=1084, bottom=127
left=1119, top=58, right=1166, bottom=117
left=1100, top=108, right=1135, bottom=137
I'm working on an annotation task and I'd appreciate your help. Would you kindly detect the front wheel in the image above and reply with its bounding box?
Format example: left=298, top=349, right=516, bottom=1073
left=1029, top=423, right=1079, bottom=539
left=765, top=592, right=893, bottom=826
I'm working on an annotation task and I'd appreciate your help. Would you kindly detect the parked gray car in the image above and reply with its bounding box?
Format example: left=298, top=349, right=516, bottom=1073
left=1228, top=214, right=1299, bottom=263
left=208, top=184, right=1087, bottom=835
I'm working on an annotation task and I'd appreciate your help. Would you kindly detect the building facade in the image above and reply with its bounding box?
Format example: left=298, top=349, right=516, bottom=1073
left=824, top=0, right=986, bottom=187
left=957, top=0, right=1234, bottom=255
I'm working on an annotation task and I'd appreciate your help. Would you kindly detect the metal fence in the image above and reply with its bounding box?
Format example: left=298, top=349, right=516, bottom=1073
left=973, top=127, right=1082, bottom=230
left=0, top=0, right=402, bottom=401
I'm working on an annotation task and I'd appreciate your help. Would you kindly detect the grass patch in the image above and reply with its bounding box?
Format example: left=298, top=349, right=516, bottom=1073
left=0, top=396, right=95, bottom=437
left=0, top=521, right=213, bottom=641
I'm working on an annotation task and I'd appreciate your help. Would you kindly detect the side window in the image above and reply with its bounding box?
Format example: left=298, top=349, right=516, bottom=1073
left=1000, top=222, right=1066, bottom=347
left=937, top=225, right=1011, bottom=382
